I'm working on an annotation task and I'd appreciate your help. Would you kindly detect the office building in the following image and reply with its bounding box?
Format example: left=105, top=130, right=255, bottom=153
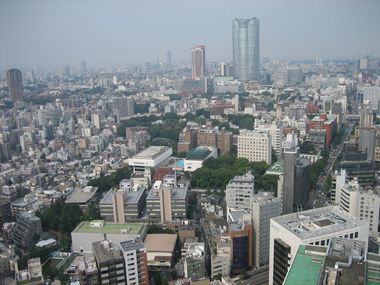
left=237, top=129, right=272, bottom=164
left=251, top=192, right=281, bottom=268
left=232, top=18, right=260, bottom=81
left=336, top=179, right=380, bottom=234
left=220, top=62, right=227, bottom=76
left=359, top=127, right=376, bottom=161
left=120, top=238, right=149, bottom=285
left=146, top=180, right=189, bottom=222
left=71, top=220, right=147, bottom=252
left=229, top=222, right=253, bottom=274
left=331, top=169, right=346, bottom=204
left=81, top=60, right=87, bottom=74
left=99, top=185, right=147, bottom=223
left=191, top=45, right=206, bottom=78
left=6, top=68, right=23, bottom=102
left=13, top=212, right=42, bottom=249
left=359, top=108, right=374, bottom=127
left=294, top=157, right=311, bottom=207
left=225, top=172, right=255, bottom=212
left=166, top=50, right=172, bottom=67
left=92, top=240, right=125, bottom=285
left=282, top=147, right=299, bottom=214
left=64, top=65, right=70, bottom=77
left=255, top=120, right=283, bottom=156
left=269, top=206, right=370, bottom=285
left=340, top=150, right=376, bottom=186
left=358, top=86, right=380, bottom=110
left=112, top=97, right=135, bottom=119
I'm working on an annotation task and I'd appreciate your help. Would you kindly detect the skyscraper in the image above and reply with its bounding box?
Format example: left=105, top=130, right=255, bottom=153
left=80, top=60, right=87, bottom=74
left=191, top=45, right=206, bottom=78
left=6, top=68, right=23, bottom=102
left=232, top=18, right=260, bottom=81
left=166, top=50, right=172, bottom=67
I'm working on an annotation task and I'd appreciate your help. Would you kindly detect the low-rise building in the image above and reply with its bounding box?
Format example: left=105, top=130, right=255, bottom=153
left=71, top=220, right=147, bottom=252
left=145, top=234, right=178, bottom=269
left=183, top=147, right=217, bottom=172
left=65, top=186, right=98, bottom=210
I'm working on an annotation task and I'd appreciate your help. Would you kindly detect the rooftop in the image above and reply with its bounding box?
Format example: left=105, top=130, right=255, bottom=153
left=73, top=221, right=145, bottom=235
left=272, top=206, right=368, bottom=240
left=265, top=159, right=284, bottom=176
left=186, top=148, right=212, bottom=161
left=100, top=187, right=145, bottom=205
left=65, top=186, right=98, bottom=204
left=144, top=234, right=177, bottom=253
left=92, top=240, right=123, bottom=263
left=120, top=238, right=145, bottom=252
left=283, top=245, right=326, bottom=285
left=131, top=146, right=171, bottom=160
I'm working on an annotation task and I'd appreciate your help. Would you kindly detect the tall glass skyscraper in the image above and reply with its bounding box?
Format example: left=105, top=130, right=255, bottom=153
left=232, top=18, right=260, bottom=81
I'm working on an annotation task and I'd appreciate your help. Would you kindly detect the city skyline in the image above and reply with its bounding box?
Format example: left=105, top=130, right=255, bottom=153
left=1, top=0, right=380, bottom=70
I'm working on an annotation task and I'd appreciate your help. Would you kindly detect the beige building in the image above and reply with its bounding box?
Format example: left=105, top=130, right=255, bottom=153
left=237, top=129, right=272, bottom=164
left=160, top=185, right=172, bottom=224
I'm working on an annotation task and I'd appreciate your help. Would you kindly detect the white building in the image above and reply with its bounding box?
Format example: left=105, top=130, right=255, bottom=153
left=337, top=179, right=380, bottom=234
left=183, top=146, right=217, bottom=172
left=237, top=130, right=272, bottom=164
left=128, top=146, right=172, bottom=183
left=331, top=169, right=346, bottom=204
left=269, top=206, right=369, bottom=285
left=225, top=172, right=255, bottom=212
left=358, top=86, right=380, bottom=110
left=255, top=120, right=283, bottom=156
left=251, top=192, right=281, bottom=268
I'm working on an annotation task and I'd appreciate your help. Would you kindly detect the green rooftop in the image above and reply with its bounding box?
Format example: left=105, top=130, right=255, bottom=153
left=265, top=159, right=284, bottom=176
left=283, top=245, right=326, bottom=285
left=73, top=221, right=144, bottom=235
left=186, top=148, right=211, bottom=160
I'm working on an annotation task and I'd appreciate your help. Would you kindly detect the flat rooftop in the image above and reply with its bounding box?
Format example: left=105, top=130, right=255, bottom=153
left=131, top=146, right=171, bottom=160
left=65, top=186, right=98, bottom=204
left=272, top=206, right=368, bottom=240
left=144, top=234, right=177, bottom=253
left=147, top=182, right=189, bottom=200
left=120, top=238, right=144, bottom=252
left=93, top=240, right=123, bottom=263
left=283, top=245, right=326, bottom=285
left=186, top=148, right=211, bottom=161
left=73, top=221, right=145, bottom=235
left=100, top=188, right=145, bottom=205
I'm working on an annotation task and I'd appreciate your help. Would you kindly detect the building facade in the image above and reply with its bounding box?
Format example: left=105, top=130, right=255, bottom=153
left=232, top=18, right=260, bottom=81
left=237, top=129, right=272, bottom=164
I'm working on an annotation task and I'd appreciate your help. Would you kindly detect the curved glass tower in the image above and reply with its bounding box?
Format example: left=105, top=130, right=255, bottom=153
left=232, top=18, right=260, bottom=81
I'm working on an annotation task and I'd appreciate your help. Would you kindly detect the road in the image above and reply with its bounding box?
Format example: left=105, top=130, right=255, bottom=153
left=308, top=122, right=354, bottom=209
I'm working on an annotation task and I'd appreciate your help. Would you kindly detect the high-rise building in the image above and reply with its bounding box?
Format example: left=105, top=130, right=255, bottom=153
left=92, top=240, right=126, bottom=285
left=6, top=68, right=23, bottom=102
left=166, top=50, right=172, bottom=67
left=232, top=18, right=260, bottom=81
left=359, top=127, right=376, bottom=161
left=269, top=206, right=370, bottom=285
left=225, top=172, right=255, bottom=212
left=191, top=45, right=206, bottom=78
left=282, top=147, right=299, bottom=214
left=359, top=108, right=373, bottom=127
left=81, top=60, right=87, bottom=74
left=63, top=65, right=70, bottom=77
left=220, top=62, right=227, bottom=76
left=251, top=192, right=281, bottom=268
left=294, top=157, right=311, bottom=207
left=237, top=129, right=272, bottom=164
left=13, top=212, right=42, bottom=249
left=120, top=238, right=149, bottom=285
left=336, top=179, right=380, bottom=234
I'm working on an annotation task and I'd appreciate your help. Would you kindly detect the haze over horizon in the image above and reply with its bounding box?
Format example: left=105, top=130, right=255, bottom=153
left=1, top=0, right=380, bottom=71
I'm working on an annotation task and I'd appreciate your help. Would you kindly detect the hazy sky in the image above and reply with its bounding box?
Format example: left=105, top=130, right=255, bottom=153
left=1, top=0, right=380, bottom=70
